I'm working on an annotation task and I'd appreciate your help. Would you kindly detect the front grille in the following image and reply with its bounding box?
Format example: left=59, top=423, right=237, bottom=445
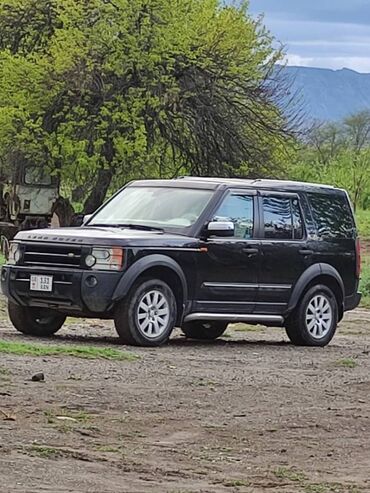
left=22, top=243, right=83, bottom=268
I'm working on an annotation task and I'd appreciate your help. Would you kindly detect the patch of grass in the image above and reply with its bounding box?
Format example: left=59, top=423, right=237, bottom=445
left=335, top=358, right=357, bottom=368
left=30, top=445, right=60, bottom=459
left=191, top=378, right=217, bottom=387
left=305, top=483, right=360, bottom=493
left=223, top=478, right=249, bottom=487
left=65, top=410, right=91, bottom=422
left=0, top=340, right=138, bottom=361
left=273, top=467, right=360, bottom=493
left=274, top=467, right=307, bottom=483
left=28, top=444, right=92, bottom=462
left=0, top=253, right=5, bottom=266
left=44, top=408, right=92, bottom=424
left=0, top=366, right=11, bottom=383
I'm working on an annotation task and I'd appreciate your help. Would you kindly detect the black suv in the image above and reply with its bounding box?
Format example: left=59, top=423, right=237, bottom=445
left=1, top=178, right=361, bottom=347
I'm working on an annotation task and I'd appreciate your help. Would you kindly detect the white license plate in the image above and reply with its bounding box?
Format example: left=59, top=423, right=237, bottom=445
left=30, top=275, right=53, bottom=292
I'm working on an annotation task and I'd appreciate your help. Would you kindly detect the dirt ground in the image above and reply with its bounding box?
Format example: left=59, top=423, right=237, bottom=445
left=0, top=299, right=370, bottom=493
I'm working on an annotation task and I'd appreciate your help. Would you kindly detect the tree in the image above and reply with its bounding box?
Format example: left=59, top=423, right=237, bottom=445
left=0, top=0, right=295, bottom=214
left=290, top=110, right=370, bottom=210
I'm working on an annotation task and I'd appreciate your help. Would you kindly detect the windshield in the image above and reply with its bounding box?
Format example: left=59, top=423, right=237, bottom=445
left=24, top=166, right=53, bottom=186
left=89, top=186, right=213, bottom=231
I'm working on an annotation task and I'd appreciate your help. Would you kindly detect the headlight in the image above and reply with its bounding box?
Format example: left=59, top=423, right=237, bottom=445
left=86, top=248, right=124, bottom=271
left=8, top=242, right=21, bottom=265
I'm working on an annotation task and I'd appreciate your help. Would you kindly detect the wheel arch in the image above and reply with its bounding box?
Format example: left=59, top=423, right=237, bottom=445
left=287, top=263, right=345, bottom=321
left=112, top=255, right=188, bottom=324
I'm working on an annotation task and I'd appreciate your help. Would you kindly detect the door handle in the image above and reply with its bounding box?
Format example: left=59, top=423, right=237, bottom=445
left=299, top=249, right=314, bottom=256
left=242, top=247, right=259, bottom=256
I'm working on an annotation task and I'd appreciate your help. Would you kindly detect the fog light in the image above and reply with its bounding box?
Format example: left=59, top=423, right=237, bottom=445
left=85, top=254, right=97, bottom=268
left=85, top=275, right=98, bottom=288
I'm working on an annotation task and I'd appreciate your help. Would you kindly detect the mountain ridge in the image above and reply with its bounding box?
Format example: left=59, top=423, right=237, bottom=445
left=281, top=65, right=370, bottom=122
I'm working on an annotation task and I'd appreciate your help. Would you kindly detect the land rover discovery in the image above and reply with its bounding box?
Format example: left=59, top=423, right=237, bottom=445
left=1, top=178, right=362, bottom=347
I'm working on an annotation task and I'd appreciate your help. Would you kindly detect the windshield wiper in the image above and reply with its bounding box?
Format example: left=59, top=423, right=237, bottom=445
left=118, top=224, right=164, bottom=232
left=88, top=223, right=164, bottom=232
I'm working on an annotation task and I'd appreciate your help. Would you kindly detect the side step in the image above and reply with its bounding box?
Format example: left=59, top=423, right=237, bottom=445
left=184, top=313, right=284, bottom=325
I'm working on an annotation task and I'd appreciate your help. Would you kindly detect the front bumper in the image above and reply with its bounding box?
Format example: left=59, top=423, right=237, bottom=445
left=344, top=292, right=362, bottom=311
left=1, top=265, right=122, bottom=314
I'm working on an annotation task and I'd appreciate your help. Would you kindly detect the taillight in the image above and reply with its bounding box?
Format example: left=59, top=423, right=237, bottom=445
left=356, top=238, right=361, bottom=278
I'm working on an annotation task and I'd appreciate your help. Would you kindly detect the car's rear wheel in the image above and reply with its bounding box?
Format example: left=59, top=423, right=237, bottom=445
left=285, top=284, right=338, bottom=347
left=182, top=321, right=228, bottom=340
left=8, top=302, right=66, bottom=337
left=114, top=278, right=177, bottom=346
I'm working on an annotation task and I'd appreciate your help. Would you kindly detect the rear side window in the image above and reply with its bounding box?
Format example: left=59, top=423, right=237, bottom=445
left=307, top=192, right=354, bottom=239
left=262, top=196, right=304, bottom=240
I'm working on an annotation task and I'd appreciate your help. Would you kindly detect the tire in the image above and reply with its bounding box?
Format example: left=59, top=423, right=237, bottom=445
left=182, top=321, right=228, bottom=340
left=114, top=278, right=177, bottom=347
left=8, top=302, right=66, bottom=337
left=285, top=284, right=338, bottom=347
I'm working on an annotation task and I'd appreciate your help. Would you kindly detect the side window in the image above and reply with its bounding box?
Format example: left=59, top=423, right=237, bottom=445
left=263, top=196, right=292, bottom=239
left=213, top=194, right=254, bottom=238
left=308, top=192, right=354, bottom=239
left=292, top=198, right=304, bottom=240
left=262, top=195, right=304, bottom=240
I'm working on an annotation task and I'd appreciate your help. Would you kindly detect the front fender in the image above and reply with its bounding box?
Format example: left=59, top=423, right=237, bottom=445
left=112, top=254, right=188, bottom=303
left=287, top=263, right=345, bottom=314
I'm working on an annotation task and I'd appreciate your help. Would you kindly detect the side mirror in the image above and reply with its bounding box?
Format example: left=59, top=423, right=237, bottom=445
left=82, top=214, right=93, bottom=225
left=207, top=221, right=234, bottom=237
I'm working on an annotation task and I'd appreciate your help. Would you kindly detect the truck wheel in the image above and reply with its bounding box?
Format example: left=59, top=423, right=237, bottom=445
left=285, top=284, right=338, bottom=347
left=8, top=302, right=66, bottom=337
left=114, top=279, right=177, bottom=347
left=182, top=321, right=228, bottom=340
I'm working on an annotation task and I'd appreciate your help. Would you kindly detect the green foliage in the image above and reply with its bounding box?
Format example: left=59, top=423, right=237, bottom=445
left=0, top=0, right=292, bottom=212
left=360, top=250, right=370, bottom=298
left=355, top=209, right=370, bottom=238
left=290, top=111, right=370, bottom=212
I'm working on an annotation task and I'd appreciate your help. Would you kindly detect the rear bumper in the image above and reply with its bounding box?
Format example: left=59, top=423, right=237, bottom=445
left=344, top=292, right=362, bottom=311
left=1, top=265, right=121, bottom=314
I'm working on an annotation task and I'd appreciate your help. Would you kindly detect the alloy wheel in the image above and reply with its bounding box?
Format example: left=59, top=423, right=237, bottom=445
left=136, top=289, right=170, bottom=338
left=305, top=294, right=333, bottom=339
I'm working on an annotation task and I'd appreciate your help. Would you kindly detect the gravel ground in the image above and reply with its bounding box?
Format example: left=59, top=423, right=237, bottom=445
left=0, top=301, right=370, bottom=493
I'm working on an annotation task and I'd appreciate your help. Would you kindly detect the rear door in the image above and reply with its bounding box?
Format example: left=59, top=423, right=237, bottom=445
left=256, top=191, right=311, bottom=314
left=306, top=190, right=357, bottom=296
left=194, top=189, right=260, bottom=314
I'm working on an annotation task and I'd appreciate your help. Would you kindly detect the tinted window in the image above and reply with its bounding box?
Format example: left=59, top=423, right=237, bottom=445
left=308, top=192, right=354, bottom=239
left=214, top=194, right=254, bottom=238
left=292, top=198, right=304, bottom=240
left=263, top=196, right=293, bottom=239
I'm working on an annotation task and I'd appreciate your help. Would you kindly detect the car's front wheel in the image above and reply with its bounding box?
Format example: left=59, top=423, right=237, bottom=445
left=285, top=284, right=338, bottom=347
left=8, top=302, right=66, bottom=337
left=182, top=321, right=228, bottom=340
left=114, top=278, right=177, bottom=346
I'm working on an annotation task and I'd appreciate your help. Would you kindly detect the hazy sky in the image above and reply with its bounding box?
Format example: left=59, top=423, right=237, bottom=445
left=248, top=0, right=370, bottom=73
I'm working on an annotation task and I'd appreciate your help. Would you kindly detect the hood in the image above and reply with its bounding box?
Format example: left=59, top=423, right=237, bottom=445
left=15, top=226, right=197, bottom=248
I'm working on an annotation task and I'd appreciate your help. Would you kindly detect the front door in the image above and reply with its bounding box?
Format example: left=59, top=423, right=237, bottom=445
left=194, top=190, right=260, bottom=314
left=256, top=192, right=310, bottom=314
